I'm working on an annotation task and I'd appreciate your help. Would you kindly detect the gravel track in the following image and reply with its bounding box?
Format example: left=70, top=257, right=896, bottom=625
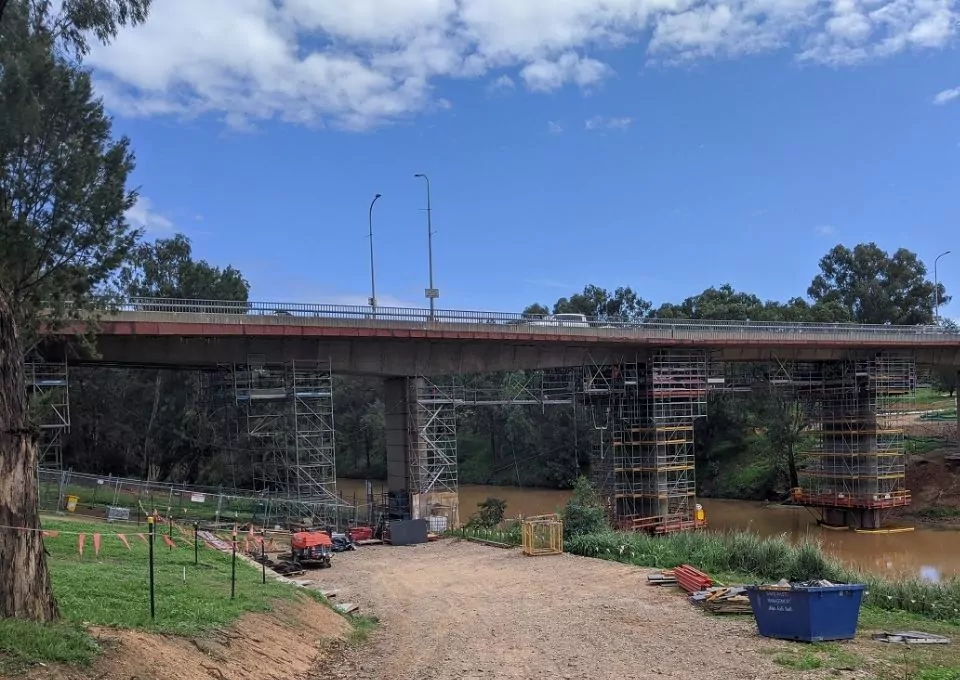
left=318, top=539, right=814, bottom=680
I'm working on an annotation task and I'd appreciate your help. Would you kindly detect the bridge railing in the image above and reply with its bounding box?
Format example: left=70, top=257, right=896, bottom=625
left=104, top=297, right=960, bottom=342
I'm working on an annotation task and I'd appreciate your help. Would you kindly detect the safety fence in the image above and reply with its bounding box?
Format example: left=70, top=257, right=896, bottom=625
left=21, top=513, right=297, bottom=626
left=37, top=468, right=382, bottom=531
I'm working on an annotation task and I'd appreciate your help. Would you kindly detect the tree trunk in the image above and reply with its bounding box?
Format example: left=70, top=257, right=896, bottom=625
left=0, top=292, right=58, bottom=621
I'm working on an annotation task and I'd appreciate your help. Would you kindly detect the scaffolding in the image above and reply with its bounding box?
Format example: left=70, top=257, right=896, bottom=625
left=26, top=360, right=70, bottom=469
left=399, top=372, right=576, bottom=529
left=584, top=350, right=709, bottom=533
left=793, top=354, right=916, bottom=513
left=408, top=378, right=459, bottom=498
left=234, top=358, right=341, bottom=525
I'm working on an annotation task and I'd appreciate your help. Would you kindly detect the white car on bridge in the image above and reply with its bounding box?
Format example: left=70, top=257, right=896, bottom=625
left=526, top=313, right=591, bottom=328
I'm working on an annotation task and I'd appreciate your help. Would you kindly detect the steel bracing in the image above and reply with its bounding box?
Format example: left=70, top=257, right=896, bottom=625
left=26, top=360, right=70, bottom=469
left=408, top=378, right=459, bottom=497
left=789, top=354, right=916, bottom=511
left=584, top=350, right=709, bottom=533
left=233, top=358, right=341, bottom=524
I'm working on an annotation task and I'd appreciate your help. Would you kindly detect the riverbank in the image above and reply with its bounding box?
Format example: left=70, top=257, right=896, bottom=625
left=0, top=517, right=358, bottom=677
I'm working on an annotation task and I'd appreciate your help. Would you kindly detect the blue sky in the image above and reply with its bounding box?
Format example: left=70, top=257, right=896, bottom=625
left=88, top=1, right=960, bottom=319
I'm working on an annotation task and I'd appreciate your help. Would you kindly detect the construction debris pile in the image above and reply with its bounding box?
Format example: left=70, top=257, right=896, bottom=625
left=647, top=565, right=752, bottom=615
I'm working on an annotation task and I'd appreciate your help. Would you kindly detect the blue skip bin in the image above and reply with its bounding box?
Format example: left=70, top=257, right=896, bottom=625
left=745, top=583, right=866, bottom=642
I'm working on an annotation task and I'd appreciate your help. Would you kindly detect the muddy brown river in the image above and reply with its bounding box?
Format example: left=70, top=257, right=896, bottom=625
left=337, top=478, right=960, bottom=580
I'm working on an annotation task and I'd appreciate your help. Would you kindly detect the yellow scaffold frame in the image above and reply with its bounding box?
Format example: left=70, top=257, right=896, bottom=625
left=521, top=514, right=564, bottom=556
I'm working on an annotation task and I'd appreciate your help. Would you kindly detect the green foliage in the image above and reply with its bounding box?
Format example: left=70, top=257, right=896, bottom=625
left=560, top=477, right=607, bottom=539
left=469, top=497, right=507, bottom=527
left=119, top=234, right=250, bottom=302
left=808, top=242, right=946, bottom=325
left=450, top=522, right=522, bottom=546
left=552, top=284, right=651, bottom=321
left=0, top=0, right=139, bottom=342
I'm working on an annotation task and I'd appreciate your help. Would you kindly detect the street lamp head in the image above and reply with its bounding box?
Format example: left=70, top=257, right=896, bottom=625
left=374, top=193, right=382, bottom=199
left=414, top=173, right=425, bottom=178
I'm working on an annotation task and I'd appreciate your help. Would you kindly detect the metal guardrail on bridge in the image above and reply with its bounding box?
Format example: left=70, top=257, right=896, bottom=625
left=95, top=297, right=960, bottom=344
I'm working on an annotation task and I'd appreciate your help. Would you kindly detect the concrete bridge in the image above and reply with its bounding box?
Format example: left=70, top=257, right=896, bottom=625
left=37, top=298, right=960, bottom=535
left=48, top=297, right=960, bottom=373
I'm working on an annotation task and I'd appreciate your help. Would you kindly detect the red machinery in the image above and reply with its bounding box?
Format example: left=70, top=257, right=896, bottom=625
left=291, top=531, right=333, bottom=568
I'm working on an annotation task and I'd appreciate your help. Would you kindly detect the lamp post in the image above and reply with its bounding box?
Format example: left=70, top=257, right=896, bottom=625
left=413, top=173, right=437, bottom=320
left=368, top=193, right=382, bottom=317
left=935, top=250, right=951, bottom=324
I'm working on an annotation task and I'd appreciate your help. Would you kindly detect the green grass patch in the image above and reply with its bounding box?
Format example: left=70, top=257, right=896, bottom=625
left=907, top=436, right=951, bottom=455
left=346, top=614, right=379, bottom=646
left=0, top=619, right=99, bottom=674
left=42, top=517, right=296, bottom=636
left=768, top=642, right=861, bottom=672
left=0, top=516, right=342, bottom=673
left=916, top=506, right=960, bottom=520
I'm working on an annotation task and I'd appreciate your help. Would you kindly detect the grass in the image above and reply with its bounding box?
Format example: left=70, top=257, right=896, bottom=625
left=0, top=516, right=365, bottom=674
left=0, top=620, right=100, bottom=674
left=762, top=642, right=862, bottom=672
left=346, top=615, right=380, bottom=646
left=42, top=517, right=295, bottom=635
left=915, top=507, right=960, bottom=520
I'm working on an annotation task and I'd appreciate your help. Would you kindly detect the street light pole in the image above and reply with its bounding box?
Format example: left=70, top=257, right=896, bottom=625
left=935, top=250, right=951, bottom=324
left=368, top=193, right=382, bottom=317
left=414, top=173, right=436, bottom=320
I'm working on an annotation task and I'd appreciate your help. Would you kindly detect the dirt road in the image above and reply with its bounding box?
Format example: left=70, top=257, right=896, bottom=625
left=319, top=540, right=812, bottom=680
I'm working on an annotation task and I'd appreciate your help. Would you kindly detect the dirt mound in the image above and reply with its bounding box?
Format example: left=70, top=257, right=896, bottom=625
left=25, top=598, right=349, bottom=680
left=907, top=449, right=960, bottom=509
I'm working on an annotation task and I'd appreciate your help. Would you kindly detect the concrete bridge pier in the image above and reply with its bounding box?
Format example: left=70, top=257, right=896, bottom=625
left=384, top=377, right=417, bottom=520
left=383, top=377, right=461, bottom=530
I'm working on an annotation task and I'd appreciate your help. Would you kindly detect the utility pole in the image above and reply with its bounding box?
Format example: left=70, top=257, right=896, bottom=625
left=414, top=173, right=437, bottom=320
left=935, top=250, right=951, bottom=323
left=368, top=193, right=382, bottom=317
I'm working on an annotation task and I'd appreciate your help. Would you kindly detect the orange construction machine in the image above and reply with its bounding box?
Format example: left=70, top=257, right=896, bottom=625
left=291, top=531, right=332, bottom=568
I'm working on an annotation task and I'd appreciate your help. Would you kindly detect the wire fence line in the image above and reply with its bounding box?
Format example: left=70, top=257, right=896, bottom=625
left=90, top=297, right=960, bottom=342
left=36, top=467, right=380, bottom=531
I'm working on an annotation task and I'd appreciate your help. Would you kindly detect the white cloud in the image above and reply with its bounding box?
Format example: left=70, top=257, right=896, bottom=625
left=547, top=120, right=565, bottom=134
left=125, top=196, right=174, bottom=234
left=815, top=224, right=837, bottom=236
left=585, top=115, right=634, bottom=131
left=933, top=86, right=960, bottom=104
left=519, top=52, right=613, bottom=92
left=86, top=0, right=960, bottom=129
left=488, top=74, right=516, bottom=92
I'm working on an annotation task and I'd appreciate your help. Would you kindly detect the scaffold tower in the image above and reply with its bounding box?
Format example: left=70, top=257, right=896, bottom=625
left=792, top=353, right=916, bottom=528
left=234, top=358, right=339, bottom=523
left=408, top=378, right=459, bottom=497
left=26, top=360, right=70, bottom=469
left=583, top=350, right=709, bottom=533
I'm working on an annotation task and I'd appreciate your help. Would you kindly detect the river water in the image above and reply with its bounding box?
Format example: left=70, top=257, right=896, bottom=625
left=336, top=478, right=960, bottom=580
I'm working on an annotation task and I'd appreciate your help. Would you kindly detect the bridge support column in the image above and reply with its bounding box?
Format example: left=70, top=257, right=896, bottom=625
left=794, top=354, right=915, bottom=530
left=383, top=377, right=460, bottom=529
left=583, top=350, right=708, bottom=534
left=384, top=377, right=415, bottom=520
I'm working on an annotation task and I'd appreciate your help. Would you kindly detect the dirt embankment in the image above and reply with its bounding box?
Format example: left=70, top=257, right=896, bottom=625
left=20, top=598, right=349, bottom=680
left=905, top=448, right=960, bottom=528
